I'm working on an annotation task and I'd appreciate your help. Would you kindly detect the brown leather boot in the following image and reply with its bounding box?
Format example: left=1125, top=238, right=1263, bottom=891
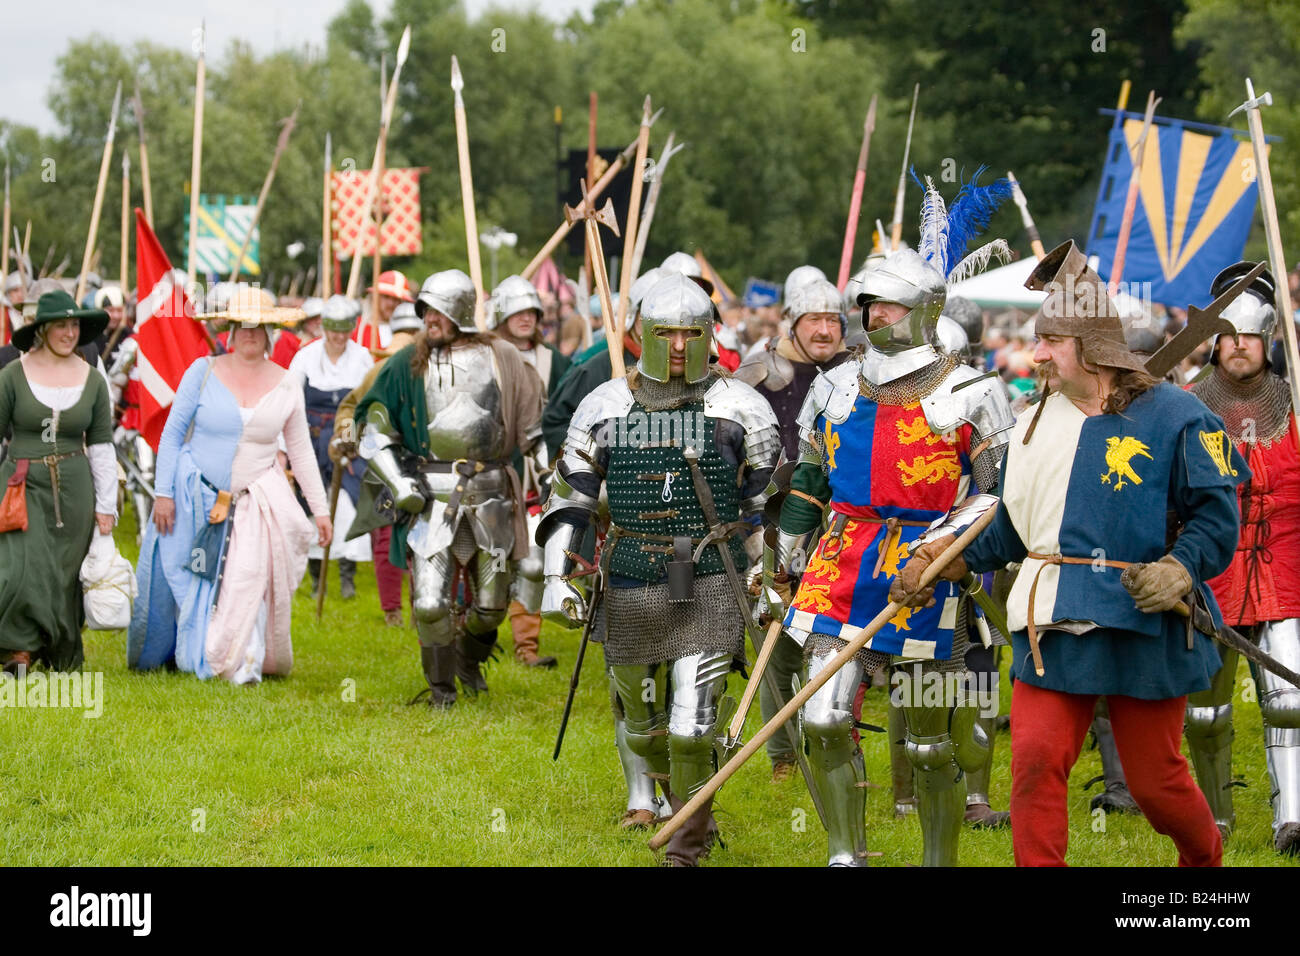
left=509, top=600, right=556, bottom=669
left=662, top=792, right=718, bottom=867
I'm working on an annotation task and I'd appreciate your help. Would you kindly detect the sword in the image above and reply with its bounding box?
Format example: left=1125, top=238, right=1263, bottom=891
left=1120, top=565, right=1300, bottom=689
left=1144, top=261, right=1267, bottom=379
left=681, top=446, right=829, bottom=828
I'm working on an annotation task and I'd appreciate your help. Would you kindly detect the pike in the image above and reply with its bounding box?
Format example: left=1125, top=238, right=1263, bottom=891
left=76, top=81, right=122, bottom=304
left=1231, top=78, right=1300, bottom=448
left=681, top=447, right=828, bottom=829
left=120, top=150, right=129, bottom=295
left=889, top=84, right=919, bottom=252
left=1007, top=170, right=1046, bottom=260
left=521, top=121, right=661, bottom=282
left=228, top=102, right=300, bottom=281
left=450, top=55, right=486, bottom=331
left=1109, top=90, right=1161, bottom=297
left=615, top=97, right=654, bottom=344
left=346, top=25, right=411, bottom=302
left=11, top=226, right=27, bottom=287
left=1, top=162, right=9, bottom=345
left=133, top=83, right=153, bottom=228
left=321, top=132, right=332, bottom=297
left=837, top=94, right=877, bottom=290
left=1144, top=261, right=1266, bottom=379
left=186, top=26, right=206, bottom=284
left=649, top=504, right=998, bottom=852
left=38, top=242, right=55, bottom=280
left=628, top=130, right=684, bottom=281
left=564, top=180, right=624, bottom=377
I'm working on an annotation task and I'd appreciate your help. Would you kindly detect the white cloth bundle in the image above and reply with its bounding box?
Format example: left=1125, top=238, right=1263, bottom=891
left=80, top=532, right=138, bottom=630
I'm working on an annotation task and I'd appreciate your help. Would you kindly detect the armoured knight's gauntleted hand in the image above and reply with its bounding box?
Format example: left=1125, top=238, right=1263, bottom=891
left=890, top=533, right=964, bottom=608
left=756, top=572, right=793, bottom=625
left=541, top=575, right=587, bottom=628
left=1122, top=554, right=1193, bottom=614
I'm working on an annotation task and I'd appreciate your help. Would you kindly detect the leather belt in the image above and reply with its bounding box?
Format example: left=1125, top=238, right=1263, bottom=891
left=21, top=450, right=86, bottom=529
left=819, top=512, right=929, bottom=575
left=1023, top=551, right=1134, bottom=676
left=421, top=458, right=508, bottom=519
left=608, top=521, right=748, bottom=559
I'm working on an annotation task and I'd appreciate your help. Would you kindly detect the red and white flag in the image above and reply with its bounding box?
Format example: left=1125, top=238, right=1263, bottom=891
left=134, top=209, right=212, bottom=450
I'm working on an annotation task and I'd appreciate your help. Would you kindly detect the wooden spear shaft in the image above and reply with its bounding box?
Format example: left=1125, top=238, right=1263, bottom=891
left=134, top=84, right=153, bottom=228
left=1109, top=90, right=1160, bottom=297
left=1, top=164, right=9, bottom=346
left=615, top=96, right=653, bottom=349
left=649, top=505, right=998, bottom=851
left=77, top=82, right=122, bottom=303
left=369, top=138, right=385, bottom=342
left=521, top=133, right=641, bottom=281
left=629, top=131, right=679, bottom=281
left=228, top=103, right=299, bottom=281
left=451, top=55, right=486, bottom=331
left=1007, top=170, right=1046, bottom=260
left=187, top=34, right=206, bottom=285
left=1240, top=77, right=1300, bottom=449
left=120, top=150, right=129, bottom=294
left=890, top=84, right=919, bottom=252
left=837, top=94, right=877, bottom=290
left=321, top=132, right=332, bottom=297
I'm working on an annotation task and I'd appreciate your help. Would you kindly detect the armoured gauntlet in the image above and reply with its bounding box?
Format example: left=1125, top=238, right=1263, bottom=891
left=359, top=411, right=426, bottom=514
left=540, top=520, right=587, bottom=627
left=758, top=528, right=812, bottom=623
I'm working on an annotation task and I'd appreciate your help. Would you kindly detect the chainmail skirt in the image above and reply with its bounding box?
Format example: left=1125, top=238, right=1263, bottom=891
left=595, top=572, right=745, bottom=666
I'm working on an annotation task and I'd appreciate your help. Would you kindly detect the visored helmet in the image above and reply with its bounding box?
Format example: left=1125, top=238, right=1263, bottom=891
left=321, top=294, right=362, bottom=333
left=856, top=248, right=946, bottom=354
left=490, top=274, right=542, bottom=331
left=637, top=273, right=715, bottom=383
left=416, top=269, right=477, bottom=332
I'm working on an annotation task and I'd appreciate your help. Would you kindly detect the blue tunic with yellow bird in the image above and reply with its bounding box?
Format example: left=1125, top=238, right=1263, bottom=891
left=963, top=383, right=1249, bottom=698
left=780, top=380, right=976, bottom=661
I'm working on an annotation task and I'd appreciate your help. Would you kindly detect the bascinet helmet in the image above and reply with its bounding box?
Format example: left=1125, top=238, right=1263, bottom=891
left=416, top=269, right=477, bottom=332
left=1209, top=260, right=1276, bottom=365
left=490, top=274, right=542, bottom=331
left=637, top=273, right=716, bottom=384
left=321, top=294, right=362, bottom=333
left=856, top=248, right=946, bottom=353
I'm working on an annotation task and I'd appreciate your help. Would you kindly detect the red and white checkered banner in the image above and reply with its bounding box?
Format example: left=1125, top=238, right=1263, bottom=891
left=331, top=167, right=423, bottom=258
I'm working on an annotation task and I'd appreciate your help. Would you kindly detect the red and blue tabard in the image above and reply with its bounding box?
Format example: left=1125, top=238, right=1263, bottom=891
left=784, top=395, right=973, bottom=659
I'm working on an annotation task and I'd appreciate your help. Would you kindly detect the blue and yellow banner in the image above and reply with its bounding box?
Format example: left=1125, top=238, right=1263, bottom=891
left=1086, top=110, right=1266, bottom=308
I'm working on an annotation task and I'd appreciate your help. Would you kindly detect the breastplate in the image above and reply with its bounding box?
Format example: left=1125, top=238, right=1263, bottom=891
left=424, top=343, right=507, bottom=461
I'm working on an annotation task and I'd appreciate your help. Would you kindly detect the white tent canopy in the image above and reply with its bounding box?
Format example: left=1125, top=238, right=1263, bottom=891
left=949, top=257, right=1046, bottom=311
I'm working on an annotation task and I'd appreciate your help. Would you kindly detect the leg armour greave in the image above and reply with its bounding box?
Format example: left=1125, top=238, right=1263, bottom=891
left=1259, top=621, right=1300, bottom=839
left=901, top=689, right=965, bottom=868
left=803, top=651, right=869, bottom=866
left=1185, top=643, right=1239, bottom=836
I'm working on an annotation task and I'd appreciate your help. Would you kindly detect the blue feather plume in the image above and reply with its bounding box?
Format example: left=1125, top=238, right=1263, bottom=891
left=942, top=166, right=1013, bottom=276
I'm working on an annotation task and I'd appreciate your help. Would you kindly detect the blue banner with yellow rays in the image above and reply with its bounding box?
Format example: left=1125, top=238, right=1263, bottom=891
left=1086, top=110, right=1266, bottom=308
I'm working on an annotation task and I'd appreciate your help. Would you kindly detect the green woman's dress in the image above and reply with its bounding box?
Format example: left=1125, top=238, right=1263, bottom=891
left=0, top=360, right=113, bottom=669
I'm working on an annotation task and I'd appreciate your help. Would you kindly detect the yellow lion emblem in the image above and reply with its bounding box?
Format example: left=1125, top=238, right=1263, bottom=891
left=896, top=414, right=945, bottom=447
left=1100, top=436, right=1153, bottom=491
left=898, top=454, right=962, bottom=486
left=793, top=583, right=834, bottom=614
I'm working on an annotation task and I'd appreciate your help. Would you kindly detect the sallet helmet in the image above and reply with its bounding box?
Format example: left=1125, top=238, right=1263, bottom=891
left=490, top=274, right=542, bottom=331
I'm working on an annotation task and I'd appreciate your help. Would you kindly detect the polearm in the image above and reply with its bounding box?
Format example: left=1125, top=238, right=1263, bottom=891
left=564, top=180, right=624, bottom=377
left=227, top=102, right=300, bottom=281
left=315, top=461, right=345, bottom=619
left=133, top=83, right=153, bottom=228
left=614, top=97, right=653, bottom=349
left=345, top=25, right=411, bottom=300
left=75, top=81, right=122, bottom=304
left=628, top=131, right=683, bottom=281
left=119, top=150, right=129, bottom=294
left=1, top=163, right=10, bottom=346
left=837, top=94, right=877, bottom=290
left=186, top=26, right=206, bottom=285
left=450, top=55, right=487, bottom=331
left=649, top=505, right=998, bottom=852
left=1232, top=77, right=1300, bottom=449
left=321, top=132, right=332, bottom=297
left=889, top=84, right=919, bottom=252
left=1108, top=90, right=1161, bottom=297
left=553, top=564, right=603, bottom=760
left=1007, top=170, right=1046, bottom=260
left=521, top=129, right=656, bottom=282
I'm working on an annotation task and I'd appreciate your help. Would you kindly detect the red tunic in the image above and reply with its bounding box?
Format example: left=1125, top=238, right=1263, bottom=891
left=270, top=329, right=301, bottom=369
left=1206, top=415, right=1300, bottom=626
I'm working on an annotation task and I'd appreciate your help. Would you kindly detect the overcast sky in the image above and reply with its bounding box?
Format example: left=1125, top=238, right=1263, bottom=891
left=3, top=0, right=594, bottom=134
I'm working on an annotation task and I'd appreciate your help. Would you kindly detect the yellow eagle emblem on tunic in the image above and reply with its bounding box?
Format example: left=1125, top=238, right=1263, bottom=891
left=1100, top=436, right=1153, bottom=490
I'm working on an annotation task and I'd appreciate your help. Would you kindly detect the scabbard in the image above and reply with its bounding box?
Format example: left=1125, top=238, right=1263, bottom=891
left=1183, top=598, right=1300, bottom=690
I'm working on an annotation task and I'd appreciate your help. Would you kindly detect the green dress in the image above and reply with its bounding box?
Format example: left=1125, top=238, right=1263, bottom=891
left=0, top=360, right=113, bottom=669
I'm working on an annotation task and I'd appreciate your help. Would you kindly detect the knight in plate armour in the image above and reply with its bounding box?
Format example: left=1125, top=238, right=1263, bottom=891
left=761, top=173, right=1016, bottom=866
left=536, top=273, right=781, bottom=865
left=355, top=269, right=544, bottom=708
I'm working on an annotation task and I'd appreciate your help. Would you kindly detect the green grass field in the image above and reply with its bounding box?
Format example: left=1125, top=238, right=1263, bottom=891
left=0, top=507, right=1294, bottom=867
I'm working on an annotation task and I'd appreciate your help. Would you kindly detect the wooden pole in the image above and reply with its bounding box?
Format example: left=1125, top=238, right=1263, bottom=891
left=346, top=25, right=410, bottom=300
left=228, top=103, right=299, bottom=282
left=1108, top=90, right=1160, bottom=297
left=76, top=81, right=122, bottom=304
left=649, top=505, right=998, bottom=851
left=451, top=55, right=486, bottom=330
left=837, top=94, right=877, bottom=289
left=1007, top=170, right=1046, bottom=261
left=615, top=97, right=653, bottom=350
left=1238, top=77, right=1300, bottom=448
left=120, top=150, right=130, bottom=294
left=585, top=91, right=597, bottom=315
left=186, top=27, right=206, bottom=285
left=1, top=163, right=9, bottom=345
left=565, top=184, right=623, bottom=377
left=629, top=131, right=681, bottom=282
left=890, top=84, right=920, bottom=252
left=321, top=132, right=332, bottom=298
left=133, top=83, right=153, bottom=228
